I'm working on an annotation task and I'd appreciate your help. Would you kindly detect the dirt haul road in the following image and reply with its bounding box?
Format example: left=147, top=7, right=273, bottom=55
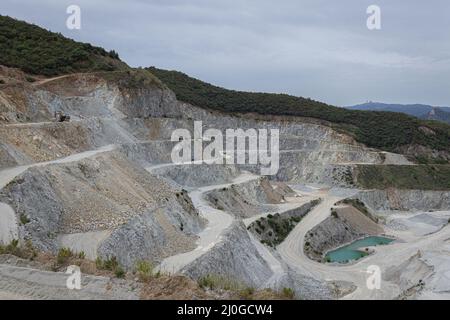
left=277, top=188, right=450, bottom=299
left=152, top=170, right=260, bottom=273
left=0, top=145, right=116, bottom=246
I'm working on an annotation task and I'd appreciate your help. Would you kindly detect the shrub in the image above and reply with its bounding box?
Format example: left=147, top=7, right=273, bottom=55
left=135, top=260, right=154, bottom=282
left=239, top=287, right=255, bottom=299
left=281, top=287, right=295, bottom=299
left=19, top=214, right=30, bottom=225
left=0, top=15, right=124, bottom=76
left=95, top=257, right=103, bottom=269
left=198, top=274, right=219, bottom=290
left=331, top=209, right=338, bottom=218
left=355, top=164, right=450, bottom=191
left=96, top=256, right=126, bottom=278
left=0, top=239, right=19, bottom=255
left=0, top=239, right=37, bottom=260
left=57, top=247, right=74, bottom=265
left=105, top=257, right=119, bottom=270
left=198, top=274, right=240, bottom=291
left=114, top=266, right=125, bottom=278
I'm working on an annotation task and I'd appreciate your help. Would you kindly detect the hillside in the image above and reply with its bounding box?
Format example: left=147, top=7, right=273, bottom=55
left=425, top=107, right=450, bottom=124
left=0, top=15, right=449, bottom=163
left=148, top=67, right=450, bottom=162
left=348, top=102, right=450, bottom=124
left=0, top=15, right=127, bottom=76
left=355, top=164, right=450, bottom=190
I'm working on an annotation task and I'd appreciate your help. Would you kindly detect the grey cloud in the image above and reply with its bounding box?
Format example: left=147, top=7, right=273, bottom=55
left=1, top=0, right=449, bottom=106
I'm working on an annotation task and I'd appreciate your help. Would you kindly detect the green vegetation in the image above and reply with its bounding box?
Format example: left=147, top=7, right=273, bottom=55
left=57, top=247, right=74, bottom=265
left=19, top=213, right=30, bottom=225
left=3, top=15, right=449, bottom=163
left=198, top=274, right=256, bottom=299
left=251, top=214, right=302, bottom=247
left=197, top=274, right=294, bottom=299
left=198, top=274, right=242, bottom=291
left=135, top=260, right=157, bottom=282
left=416, top=155, right=449, bottom=165
left=95, top=256, right=125, bottom=277
left=268, top=215, right=298, bottom=245
left=0, top=239, right=37, bottom=260
left=239, top=287, right=256, bottom=299
left=56, top=247, right=86, bottom=265
left=249, top=200, right=320, bottom=247
left=0, top=15, right=126, bottom=76
left=282, top=287, right=295, bottom=299
left=148, top=67, right=450, bottom=160
left=330, top=208, right=338, bottom=218
left=114, top=267, right=126, bottom=278
left=355, top=164, right=450, bottom=190
left=338, top=198, right=378, bottom=222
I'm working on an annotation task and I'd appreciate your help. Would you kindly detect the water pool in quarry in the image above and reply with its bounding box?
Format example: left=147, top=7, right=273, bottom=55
left=325, top=236, right=394, bottom=263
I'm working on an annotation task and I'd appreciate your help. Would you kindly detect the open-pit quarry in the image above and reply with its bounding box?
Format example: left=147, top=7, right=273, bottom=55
left=1, top=66, right=450, bottom=300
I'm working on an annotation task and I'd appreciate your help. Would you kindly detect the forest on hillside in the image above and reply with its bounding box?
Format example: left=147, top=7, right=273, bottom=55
left=148, top=67, right=450, bottom=161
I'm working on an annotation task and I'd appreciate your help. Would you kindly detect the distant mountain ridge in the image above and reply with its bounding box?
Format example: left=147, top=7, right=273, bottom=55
left=347, top=102, right=450, bottom=124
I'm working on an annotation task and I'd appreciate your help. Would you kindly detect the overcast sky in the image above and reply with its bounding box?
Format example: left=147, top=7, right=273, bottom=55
left=1, top=0, right=450, bottom=106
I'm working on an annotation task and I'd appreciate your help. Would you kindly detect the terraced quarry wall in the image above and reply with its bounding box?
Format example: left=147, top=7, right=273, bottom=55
left=1, top=68, right=408, bottom=186
left=205, top=177, right=288, bottom=218
left=0, top=150, right=205, bottom=268
left=353, top=189, right=450, bottom=212
left=3, top=67, right=448, bottom=299
left=304, top=206, right=384, bottom=262
left=181, top=221, right=273, bottom=288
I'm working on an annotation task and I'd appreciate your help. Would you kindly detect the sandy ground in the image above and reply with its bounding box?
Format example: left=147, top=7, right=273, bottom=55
left=0, top=263, right=139, bottom=300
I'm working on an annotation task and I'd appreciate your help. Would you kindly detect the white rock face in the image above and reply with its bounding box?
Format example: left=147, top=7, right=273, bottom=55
left=353, top=189, right=450, bottom=212
left=0, top=203, right=18, bottom=245
left=181, top=221, right=274, bottom=288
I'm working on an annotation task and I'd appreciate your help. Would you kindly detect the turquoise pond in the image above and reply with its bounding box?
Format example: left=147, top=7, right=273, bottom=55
left=325, top=236, right=394, bottom=263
